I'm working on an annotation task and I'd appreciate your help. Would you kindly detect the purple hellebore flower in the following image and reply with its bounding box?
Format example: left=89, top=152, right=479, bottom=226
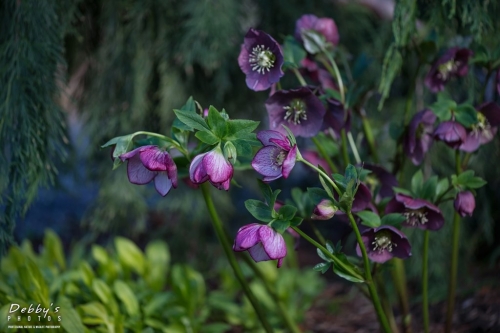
left=454, top=191, right=476, bottom=217
left=459, top=102, right=500, bottom=152
left=434, top=120, right=467, bottom=149
left=252, top=130, right=297, bottom=182
left=311, top=199, right=337, bottom=220
left=300, top=57, right=337, bottom=91
left=238, top=28, right=284, bottom=91
left=385, top=193, right=445, bottom=231
left=266, top=87, right=326, bottom=138
left=295, top=14, right=339, bottom=47
left=119, top=145, right=178, bottom=196
left=363, top=164, right=399, bottom=202
left=425, top=47, right=473, bottom=93
left=233, top=223, right=287, bottom=268
left=403, top=109, right=436, bottom=165
left=189, top=146, right=234, bottom=191
left=356, top=225, right=412, bottom=263
left=322, top=97, right=351, bottom=139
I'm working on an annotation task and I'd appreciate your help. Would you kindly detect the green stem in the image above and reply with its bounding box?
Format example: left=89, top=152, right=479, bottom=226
left=422, top=230, right=430, bottom=333
left=361, top=115, right=379, bottom=163
left=307, top=219, right=326, bottom=245
left=242, top=255, right=302, bottom=333
left=377, top=275, right=400, bottom=333
left=297, top=156, right=342, bottom=196
left=391, top=259, right=412, bottom=333
left=292, top=67, right=307, bottom=87
left=200, top=183, right=273, bottom=333
left=347, top=131, right=361, bottom=164
left=291, top=226, right=364, bottom=282
left=133, top=131, right=189, bottom=156
left=445, top=150, right=462, bottom=333
left=346, top=212, right=392, bottom=333
left=311, top=136, right=339, bottom=173
left=340, top=129, right=350, bottom=166
left=320, top=53, right=345, bottom=104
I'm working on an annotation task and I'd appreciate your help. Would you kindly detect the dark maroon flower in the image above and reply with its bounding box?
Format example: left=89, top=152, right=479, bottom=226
left=385, top=193, right=445, bottom=231
left=454, top=191, right=476, bottom=217
left=433, top=121, right=467, bottom=149
left=266, top=87, right=326, bottom=138
left=233, top=223, right=287, bottom=268
left=403, top=109, right=436, bottom=165
left=238, top=28, right=284, bottom=91
left=459, top=102, right=500, bottom=152
left=363, top=164, right=398, bottom=202
left=425, top=47, right=473, bottom=93
left=356, top=225, right=411, bottom=263
left=119, top=145, right=177, bottom=196
left=295, top=14, right=339, bottom=47
left=252, top=130, right=297, bottom=182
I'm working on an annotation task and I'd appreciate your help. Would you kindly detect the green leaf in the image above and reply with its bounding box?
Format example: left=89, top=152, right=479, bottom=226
left=430, top=94, right=456, bottom=121
left=313, top=262, right=331, bottom=274
left=356, top=210, right=381, bottom=228
left=282, top=35, right=306, bottom=68
left=455, top=104, right=478, bottom=128
left=145, top=240, right=170, bottom=291
left=207, top=106, right=227, bottom=138
left=278, top=204, right=297, bottom=221
left=301, top=30, right=327, bottom=54
left=115, top=237, right=146, bottom=275
left=289, top=216, right=303, bottom=227
left=316, top=248, right=331, bottom=262
left=325, top=241, right=335, bottom=254
left=92, top=245, right=109, bottom=267
left=231, top=139, right=253, bottom=158
left=464, top=177, right=487, bottom=189
left=269, top=219, right=289, bottom=234
left=44, top=229, right=65, bottom=270
left=113, top=280, right=139, bottom=316
left=332, top=254, right=365, bottom=283
left=452, top=170, right=486, bottom=189
left=195, top=131, right=219, bottom=145
left=411, top=170, right=424, bottom=196
left=226, top=119, right=259, bottom=137
left=436, top=178, right=450, bottom=198
left=244, top=199, right=273, bottom=222
left=307, top=187, right=330, bottom=204
left=331, top=174, right=347, bottom=189
left=58, top=297, right=85, bottom=333
left=344, top=164, right=358, bottom=185
left=257, top=180, right=273, bottom=206
left=173, top=109, right=210, bottom=132
left=421, top=176, right=438, bottom=201
left=92, top=279, right=119, bottom=315
left=381, top=213, right=407, bottom=226
left=392, top=187, right=413, bottom=196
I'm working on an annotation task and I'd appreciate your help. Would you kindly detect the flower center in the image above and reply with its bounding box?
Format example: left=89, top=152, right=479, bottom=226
left=372, top=231, right=395, bottom=253
left=471, top=112, right=492, bottom=135
left=283, top=100, right=307, bottom=125
left=249, top=45, right=275, bottom=74
left=437, top=59, right=459, bottom=80
left=270, top=149, right=286, bottom=170
left=403, top=209, right=428, bottom=226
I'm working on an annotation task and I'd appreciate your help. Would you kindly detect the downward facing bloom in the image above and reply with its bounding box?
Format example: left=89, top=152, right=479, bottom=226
left=356, top=225, right=411, bottom=263
left=252, top=130, right=297, bottom=182
left=459, top=102, right=500, bottom=152
left=266, top=87, right=326, bottom=137
left=233, top=223, right=287, bottom=268
left=454, top=191, right=476, bottom=217
left=295, top=14, right=339, bottom=47
left=425, top=47, right=473, bottom=93
left=119, top=145, right=177, bottom=196
left=403, top=109, right=436, bottom=165
left=189, top=146, right=233, bottom=191
left=434, top=120, right=467, bottom=149
left=238, top=28, right=284, bottom=91
left=385, top=193, right=445, bottom=231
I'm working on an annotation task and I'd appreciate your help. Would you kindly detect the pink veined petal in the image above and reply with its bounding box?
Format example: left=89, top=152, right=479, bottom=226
left=282, top=145, right=297, bottom=178
left=120, top=145, right=157, bottom=161
left=259, top=226, right=287, bottom=260
left=252, top=146, right=283, bottom=177
left=154, top=172, right=173, bottom=197
left=233, top=223, right=261, bottom=251
left=204, top=150, right=233, bottom=183
left=140, top=148, right=169, bottom=171
left=256, top=130, right=288, bottom=146
left=127, top=155, right=156, bottom=185
left=189, top=153, right=209, bottom=184
left=269, top=138, right=291, bottom=150
left=263, top=174, right=283, bottom=182
left=367, top=250, right=394, bottom=264
left=248, top=243, right=272, bottom=263
left=165, top=155, right=178, bottom=188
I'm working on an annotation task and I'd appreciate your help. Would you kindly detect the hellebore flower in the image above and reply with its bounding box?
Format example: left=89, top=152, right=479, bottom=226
left=311, top=199, right=337, bottom=220
left=454, top=191, right=476, bottom=217
left=119, top=145, right=177, bottom=196
left=434, top=120, right=467, bottom=149
left=266, top=87, right=326, bottom=138
left=233, top=223, right=287, bottom=268
left=300, top=58, right=337, bottom=91
left=252, top=130, right=297, bottom=182
left=460, top=102, right=500, bottom=152
left=425, top=47, right=473, bottom=93
left=403, top=109, right=436, bottom=165
left=295, top=14, right=339, bottom=47
left=363, top=164, right=399, bottom=203
left=189, top=146, right=233, bottom=191
left=356, top=225, right=412, bottom=263
left=322, top=98, right=351, bottom=138
left=385, top=193, right=445, bottom=231
left=238, top=28, right=284, bottom=91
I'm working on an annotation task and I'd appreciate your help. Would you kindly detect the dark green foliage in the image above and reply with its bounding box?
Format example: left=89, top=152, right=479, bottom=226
left=0, top=1, right=69, bottom=253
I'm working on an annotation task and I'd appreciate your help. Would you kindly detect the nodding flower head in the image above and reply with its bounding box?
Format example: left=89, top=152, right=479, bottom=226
left=433, top=121, right=467, bottom=149
left=266, top=87, right=326, bottom=138
left=356, top=225, right=411, bottom=263
left=189, top=146, right=234, bottom=191
left=119, top=145, right=177, bottom=196
left=454, top=191, right=476, bottom=217
left=460, top=102, right=500, bottom=152
left=425, top=47, right=473, bottom=93
left=252, top=130, right=297, bottom=182
left=295, top=14, right=339, bottom=47
left=403, top=109, right=436, bottom=165
left=238, top=28, right=284, bottom=91
left=385, top=193, right=445, bottom=231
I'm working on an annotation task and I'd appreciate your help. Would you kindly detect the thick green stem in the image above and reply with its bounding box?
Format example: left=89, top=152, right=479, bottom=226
left=346, top=212, right=392, bottom=333
left=320, top=53, right=345, bottom=104
left=297, top=156, right=342, bottom=196
left=422, top=230, right=430, bottom=333
left=200, top=184, right=273, bottom=333
left=292, top=67, right=307, bottom=87
left=311, top=136, right=338, bottom=173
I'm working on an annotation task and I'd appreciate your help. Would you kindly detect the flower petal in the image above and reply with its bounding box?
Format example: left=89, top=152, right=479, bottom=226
left=120, top=145, right=157, bottom=161
left=252, top=146, right=283, bottom=178
left=259, top=226, right=287, bottom=261
left=154, top=172, right=173, bottom=196
left=140, top=147, right=168, bottom=171
left=233, top=223, right=261, bottom=251
left=127, top=155, right=156, bottom=185
left=248, top=243, right=272, bottom=262
left=282, top=145, right=297, bottom=178
left=189, top=153, right=209, bottom=184
left=204, top=149, right=233, bottom=184
left=256, top=130, right=288, bottom=146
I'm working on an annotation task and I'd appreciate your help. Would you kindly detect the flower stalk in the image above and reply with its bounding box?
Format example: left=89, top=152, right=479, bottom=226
left=422, top=230, right=430, bottom=333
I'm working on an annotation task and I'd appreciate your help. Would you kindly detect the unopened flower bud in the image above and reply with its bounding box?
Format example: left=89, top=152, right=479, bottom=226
left=311, top=199, right=337, bottom=220
left=224, top=141, right=237, bottom=162
left=454, top=191, right=475, bottom=217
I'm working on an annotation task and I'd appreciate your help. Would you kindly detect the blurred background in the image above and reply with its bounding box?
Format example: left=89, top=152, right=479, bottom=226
left=1, top=0, right=500, bottom=331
